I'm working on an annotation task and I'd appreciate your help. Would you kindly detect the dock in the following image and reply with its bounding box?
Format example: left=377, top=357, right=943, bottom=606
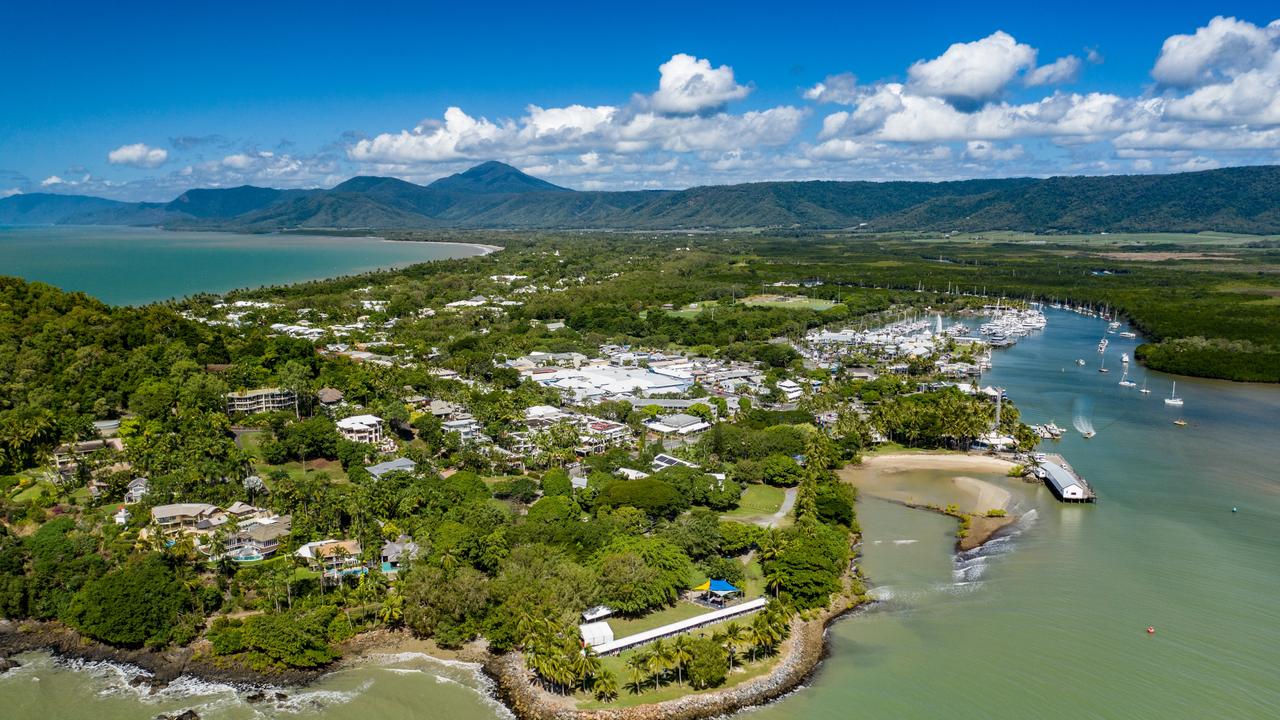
left=1038, top=454, right=1097, bottom=503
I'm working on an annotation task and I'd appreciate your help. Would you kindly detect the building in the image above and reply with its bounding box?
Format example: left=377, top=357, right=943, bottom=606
left=295, top=539, right=364, bottom=577
left=775, top=379, right=804, bottom=402
left=651, top=453, right=699, bottom=472
left=223, top=515, right=292, bottom=561
left=113, top=506, right=131, bottom=526
left=225, top=387, right=297, bottom=415
left=579, top=621, right=615, bottom=648
left=443, top=415, right=486, bottom=444
left=1042, top=461, right=1095, bottom=502
left=317, top=387, right=345, bottom=408
left=150, top=503, right=222, bottom=538
left=123, top=477, right=149, bottom=504
left=644, top=413, right=711, bottom=436
left=366, top=457, right=417, bottom=480
left=380, top=535, right=420, bottom=573
left=337, top=414, right=384, bottom=444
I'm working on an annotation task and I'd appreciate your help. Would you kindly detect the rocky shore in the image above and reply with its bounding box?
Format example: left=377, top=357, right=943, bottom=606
left=485, top=587, right=863, bottom=720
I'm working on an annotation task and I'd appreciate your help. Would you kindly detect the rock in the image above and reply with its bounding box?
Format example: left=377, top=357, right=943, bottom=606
left=155, top=712, right=199, bottom=720
left=130, top=674, right=149, bottom=687
left=274, top=692, right=289, bottom=701
left=0, top=656, right=18, bottom=673
left=245, top=691, right=267, bottom=703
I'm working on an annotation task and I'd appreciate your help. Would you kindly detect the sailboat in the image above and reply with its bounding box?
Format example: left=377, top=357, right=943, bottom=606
left=1164, top=382, right=1184, bottom=406
left=1140, top=378, right=1152, bottom=394
left=1121, top=352, right=1130, bottom=365
left=1099, top=353, right=1109, bottom=373
left=1119, top=369, right=1136, bottom=388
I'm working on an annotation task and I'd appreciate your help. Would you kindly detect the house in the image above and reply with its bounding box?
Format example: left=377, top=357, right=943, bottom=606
left=295, top=539, right=364, bottom=577
left=223, top=515, right=292, bottom=561
left=428, top=399, right=461, bottom=418
left=579, top=621, right=615, bottom=648
left=225, top=387, right=297, bottom=415
left=644, top=413, right=711, bottom=436
left=443, top=415, right=486, bottom=444
left=123, top=477, right=149, bottom=504
left=578, top=419, right=632, bottom=454
left=1042, top=462, right=1093, bottom=502
left=113, top=506, right=131, bottom=526
left=380, top=535, right=420, bottom=573
left=651, top=453, right=699, bottom=472
left=317, top=387, right=345, bottom=408
left=366, top=457, right=417, bottom=480
left=337, top=414, right=384, bottom=444
left=225, top=501, right=271, bottom=523
left=775, top=379, right=804, bottom=402
left=150, top=503, right=222, bottom=538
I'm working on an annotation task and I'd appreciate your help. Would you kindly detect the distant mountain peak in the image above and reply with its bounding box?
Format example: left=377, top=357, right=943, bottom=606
left=428, top=161, right=571, bottom=194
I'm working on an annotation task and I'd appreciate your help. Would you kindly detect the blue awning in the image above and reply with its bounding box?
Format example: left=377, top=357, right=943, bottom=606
left=708, top=579, right=740, bottom=594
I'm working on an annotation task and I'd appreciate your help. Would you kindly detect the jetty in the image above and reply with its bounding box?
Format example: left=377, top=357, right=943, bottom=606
left=589, top=598, right=768, bottom=655
left=1038, top=454, right=1096, bottom=503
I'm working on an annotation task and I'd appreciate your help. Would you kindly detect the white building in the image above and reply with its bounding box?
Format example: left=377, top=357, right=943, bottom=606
left=226, top=387, right=297, bottom=415
left=337, top=414, right=384, bottom=444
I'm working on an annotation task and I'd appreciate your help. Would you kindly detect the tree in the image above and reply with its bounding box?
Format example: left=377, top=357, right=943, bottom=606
left=401, top=564, right=491, bottom=646
left=540, top=467, right=573, bottom=497
left=594, top=536, right=693, bottom=614
left=64, top=554, right=191, bottom=648
left=686, top=637, right=728, bottom=689
left=670, top=634, right=694, bottom=685
left=596, top=478, right=688, bottom=519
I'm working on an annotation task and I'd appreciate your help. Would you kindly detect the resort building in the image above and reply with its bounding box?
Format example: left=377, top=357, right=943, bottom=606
left=123, top=477, right=149, bottom=504
left=644, top=413, right=711, bottom=436
left=295, top=539, right=365, bottom=577
left=337, top=414, right=384, bottom=444
left=365, top=457, right=417, bottom=480
left=225, top=387, right=297, bottom=415
left=150, top=503, right=222, bottom=538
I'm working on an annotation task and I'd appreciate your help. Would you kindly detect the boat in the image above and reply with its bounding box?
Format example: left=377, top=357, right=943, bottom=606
left=1082, top=430, right=1096, bottom=439
left=1173, top=419, right=1187, bottom=426
left=1140, top=378, right=1152, bottom=394
left=1075, top=358, right=1086, bottom=366
left=1119, top=369, right=1136, bottom=388
left=1099, top=354, right=1109, bottom=373
left=1119, top=331, right=1137, bottom=339
left=1164, top=382, right=1184, bottom=406
left=1121, top=352, right=1129, bottom=365
left=1098, top=337, right=1109, bottom=352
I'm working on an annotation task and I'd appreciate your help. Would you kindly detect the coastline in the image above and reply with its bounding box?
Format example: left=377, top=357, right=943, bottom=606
left=840, top=452, right=1021, bottom=551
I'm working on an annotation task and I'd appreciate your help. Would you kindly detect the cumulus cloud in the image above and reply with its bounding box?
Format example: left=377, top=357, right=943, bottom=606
left=1152, top=16, right=1280, bottom=87
left=803, top=73, right=860, bottom=104
left=107, top=142, right=168, bottom=168
left=41, top=175, right=66, bottom=187
left=907, top=31, right=1037, bottom=106
left=650, top=54, right=751, bottom=114
left=964, top=140, right=1025, bottom=161
left=1026, top=55, right=1083, bottom=86
left=0, top=187, right=21, bottom=198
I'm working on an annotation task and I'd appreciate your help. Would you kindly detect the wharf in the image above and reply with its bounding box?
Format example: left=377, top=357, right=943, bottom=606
left=1038, top=453, right=1097, bottom=503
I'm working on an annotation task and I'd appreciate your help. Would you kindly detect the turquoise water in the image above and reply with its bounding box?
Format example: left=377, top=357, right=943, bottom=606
left=0, top=226, right=487, bottom=305
left=2, top=309, right=1278, bottom=718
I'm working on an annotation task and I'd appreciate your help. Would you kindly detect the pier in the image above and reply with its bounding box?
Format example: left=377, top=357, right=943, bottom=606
left=1039, top=454, right=1096, bottom=503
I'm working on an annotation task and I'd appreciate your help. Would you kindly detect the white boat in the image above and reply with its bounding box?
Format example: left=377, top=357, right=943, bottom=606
left=1140, top=378, right=1151, bottom=394
left=1075, top=358, right=1086, bottom=366
left=1164, top=382, right=1184, bottom=406
left=1119, top=369, right=1136, bottom=388
left=1121, top=352, right=1129, bottom=364
left=1119, top=331, right=1137, bottom=339
left=1099, top=354, right=1109, bottom=373
left=1098, top=338, right=1109, bottom=352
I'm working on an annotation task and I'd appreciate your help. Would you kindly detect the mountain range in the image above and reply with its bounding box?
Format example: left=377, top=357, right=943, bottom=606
left=4, top=160, right=1280, bottom=234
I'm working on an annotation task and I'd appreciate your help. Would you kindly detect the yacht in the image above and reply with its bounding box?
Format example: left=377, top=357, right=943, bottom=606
left=1140, top=378, right=1152, bottom=394
left=1173, top=419, right=1188, bottom=427
left=1099, top=354, right=1109, bottom=373
left=1097, top=337, right=1109, bottom=352
left=1119, top=331, right=1137, bottom=339
left=1164, top=382, right=1184, bottom=406
left=1075, top=358, right=1086, bottom=366
left=1119, top=369, right=1136, bottom=388
left=1121, top=352, right=1130, bottom=364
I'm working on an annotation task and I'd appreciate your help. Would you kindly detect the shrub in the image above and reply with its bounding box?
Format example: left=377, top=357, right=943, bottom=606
left=686, top=637, right=728, bottom=689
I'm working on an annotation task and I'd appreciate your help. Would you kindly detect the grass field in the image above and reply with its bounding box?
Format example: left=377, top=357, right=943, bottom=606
left=740, top=294, right=838, bottom=311
left=722, top=484, right=785, bottom=519
left=238, top=429, right=350, bottom=483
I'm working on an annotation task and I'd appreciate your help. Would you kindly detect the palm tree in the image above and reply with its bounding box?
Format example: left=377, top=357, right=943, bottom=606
left=625, top=651, right=650, bottom=694
left=647, top=638, right=672, bottom=687
left=721, top=621, right=747, bottom=671
left=765, top=567, right=786, bottom=598
left=593, top=667, right=619, bottom=702
left=670, top=634, right=693, bottom=685
left=379, top=589, right=404, bottom=626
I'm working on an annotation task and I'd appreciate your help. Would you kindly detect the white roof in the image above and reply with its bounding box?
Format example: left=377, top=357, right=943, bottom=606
left=337, top=414, right=382, bottom=429
left=592, top=598, right=767, bottom=654
left=579, top=621, right=615, bottom=647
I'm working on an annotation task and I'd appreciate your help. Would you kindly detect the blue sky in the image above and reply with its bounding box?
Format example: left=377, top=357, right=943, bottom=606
left=2, top=1, right=1278, bottom=200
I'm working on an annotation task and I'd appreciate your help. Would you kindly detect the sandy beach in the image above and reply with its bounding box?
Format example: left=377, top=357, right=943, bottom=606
left=844, top=452, right=1017, bottom=514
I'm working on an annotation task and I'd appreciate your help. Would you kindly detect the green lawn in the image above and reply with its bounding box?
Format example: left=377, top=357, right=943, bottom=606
left=578, top=624, right=783, bottom=709
left=607, top=602, right=711, bottom=637
left=723, top=484, right=784, bottom=518
left=740, top=294, right=838, bottom=311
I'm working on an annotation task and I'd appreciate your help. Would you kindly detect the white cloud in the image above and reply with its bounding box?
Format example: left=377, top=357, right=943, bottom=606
left=650, top=53, right=751, bottom=114
left=907, top=31, right=1037, bottom=104
left=107, top=142, right=168, bottom=168
left=1026, top=56, right=1083, bottom=87
left=964, top=140, right=1025, bottom=161
left=804, top=73, right=860, bottom=104
left=0, top=187, right=21, bottom=198
left=1152, top=16, right=1280, bottom=87
left=41, top=175, right=66, bottom=187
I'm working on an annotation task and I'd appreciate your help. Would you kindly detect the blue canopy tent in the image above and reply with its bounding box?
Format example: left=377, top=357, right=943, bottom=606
left=693, top=579, right=742, bottom=605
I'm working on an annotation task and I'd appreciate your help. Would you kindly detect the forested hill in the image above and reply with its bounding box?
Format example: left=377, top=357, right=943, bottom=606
left=4, top=162, right=1280, bottom=233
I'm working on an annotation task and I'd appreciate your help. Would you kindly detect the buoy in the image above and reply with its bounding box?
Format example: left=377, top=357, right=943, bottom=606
left=1232, top=507, right=1239, bottom=513
left=1146, top=626, right=1155, bottom=634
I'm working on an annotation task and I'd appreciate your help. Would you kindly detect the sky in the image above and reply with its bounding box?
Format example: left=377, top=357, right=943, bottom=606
left=2, top=1, right=1279, bottom=200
